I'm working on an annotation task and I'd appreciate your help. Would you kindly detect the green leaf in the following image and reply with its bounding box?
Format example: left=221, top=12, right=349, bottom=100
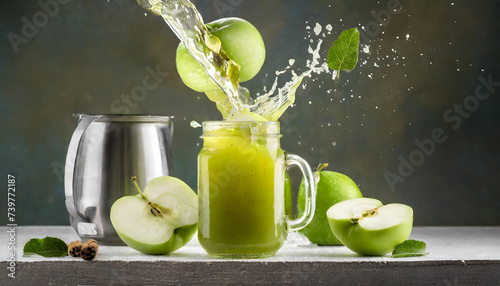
left=392, top=239, right=429, bottom=258
left=327, top=27, right=360, bottom=76
left=23, top=237, right=68, bottom=257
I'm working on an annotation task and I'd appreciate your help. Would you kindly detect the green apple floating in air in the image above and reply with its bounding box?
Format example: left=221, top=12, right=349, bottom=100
left=176, top=17, right=266, bottom=92
left=297, top=164, right=362, bottom=245
left=327, top=198, right=413, bottom=256
left=110, top=176, right=198, bottom=255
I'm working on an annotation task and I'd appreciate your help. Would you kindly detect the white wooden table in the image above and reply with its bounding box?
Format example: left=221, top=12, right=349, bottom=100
left=1, top=226, right=499, bottom=285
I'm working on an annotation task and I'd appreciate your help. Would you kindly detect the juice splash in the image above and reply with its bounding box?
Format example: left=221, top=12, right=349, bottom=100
left=137, top=0, right=247, bottom=114
left=134, top=1, right=357, bottom=258
left=137, top=0, right=357, bottom=121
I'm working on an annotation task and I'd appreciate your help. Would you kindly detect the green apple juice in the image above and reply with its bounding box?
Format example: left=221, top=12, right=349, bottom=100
left=137, top=0, right=320, bottom=258
left=198, top=121, right=286, bottom=257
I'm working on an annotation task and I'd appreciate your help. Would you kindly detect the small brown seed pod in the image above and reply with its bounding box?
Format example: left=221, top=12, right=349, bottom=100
left=67, top=240, right=83, bottom=257
left=80, top=239, right=98, bottom=261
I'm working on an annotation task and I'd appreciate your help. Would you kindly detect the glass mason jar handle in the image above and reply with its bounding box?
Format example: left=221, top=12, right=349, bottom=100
left=285, top=153, right=316, bottom=232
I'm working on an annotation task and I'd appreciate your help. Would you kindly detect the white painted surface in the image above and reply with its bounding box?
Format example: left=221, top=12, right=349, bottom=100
left=2, top=226, right=499, bottom=263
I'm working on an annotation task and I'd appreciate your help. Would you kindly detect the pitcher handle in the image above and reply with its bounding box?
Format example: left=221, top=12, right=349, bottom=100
left=285, top=153, right=316, bottom=232
left=64, top=114, right=97, bottom=224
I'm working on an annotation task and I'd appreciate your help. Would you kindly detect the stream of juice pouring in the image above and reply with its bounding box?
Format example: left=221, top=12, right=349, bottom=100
left=137, top=0, right=330, bottom=120
left=136, top=0, right=245, bottom=111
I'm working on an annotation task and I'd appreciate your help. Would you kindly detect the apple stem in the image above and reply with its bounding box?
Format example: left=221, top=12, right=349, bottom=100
left=131, top=176, right=171, bottom=218
left=131, top=176, right=147, bottom=200
left=316, top=163, right=329, bottom=173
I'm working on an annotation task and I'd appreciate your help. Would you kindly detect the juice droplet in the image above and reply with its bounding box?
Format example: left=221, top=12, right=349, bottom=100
left=313, top=23, right=322, bottom=36
left=190, top=121, right=202, bottom=128
left=140, top=1, right=345, bottom=122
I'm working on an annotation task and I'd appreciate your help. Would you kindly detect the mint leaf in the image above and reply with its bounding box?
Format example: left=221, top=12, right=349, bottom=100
left=327, top=27, right=360, bottom=77
left=392, top=239, right=429, bottom=258
left=23, top=237, right=68, bottom=257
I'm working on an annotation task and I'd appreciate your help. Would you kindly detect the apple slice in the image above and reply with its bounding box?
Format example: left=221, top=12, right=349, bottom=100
left=110, top=176, right=198, bottom=255
left=297, top=164, right=363, bottom=245
left=326, top=198, right=413, bottom=256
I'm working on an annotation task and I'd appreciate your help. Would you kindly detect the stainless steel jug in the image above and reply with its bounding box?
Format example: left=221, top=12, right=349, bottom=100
left=65, top=114, right=174, bottom=245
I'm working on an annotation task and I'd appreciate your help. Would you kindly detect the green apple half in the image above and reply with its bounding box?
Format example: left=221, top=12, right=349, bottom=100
left=327, top=198, right=413, bottom=256
left=110, top=176, right=198, bottom=255
left=297, top=164, right=362, bottom=245
left=176, top=17, right=266, bottom=93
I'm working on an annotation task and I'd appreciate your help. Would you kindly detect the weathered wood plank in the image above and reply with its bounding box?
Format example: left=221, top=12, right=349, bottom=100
left=2, top=226, right=499, bottom=285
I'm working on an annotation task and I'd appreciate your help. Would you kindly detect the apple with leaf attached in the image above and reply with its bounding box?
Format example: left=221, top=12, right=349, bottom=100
left=110, top=176, right=198, bottom=255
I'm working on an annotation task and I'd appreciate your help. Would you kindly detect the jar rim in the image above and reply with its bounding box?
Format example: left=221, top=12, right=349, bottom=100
left=74, top=114, right=174, bottom=123
left=202, top=120, right=278, bottom=127
left=201, top=121, right=281, bottom=137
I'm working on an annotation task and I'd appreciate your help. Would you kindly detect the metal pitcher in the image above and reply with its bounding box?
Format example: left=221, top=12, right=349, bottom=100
left=64, top=114, right=174, bottom=245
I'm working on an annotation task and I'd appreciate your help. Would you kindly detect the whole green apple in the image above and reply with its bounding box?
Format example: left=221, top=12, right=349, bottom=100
left=176, top=17, right=266, bottom=92
left=297, top=164, right=362, bottom=245
left=110, top=176, right=198, bottom=255
left=327, top=198, right=413, bottom=256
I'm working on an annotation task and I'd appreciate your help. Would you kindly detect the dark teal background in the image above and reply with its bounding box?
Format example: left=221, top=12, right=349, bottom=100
left=1, top=0, right=499, bottom=225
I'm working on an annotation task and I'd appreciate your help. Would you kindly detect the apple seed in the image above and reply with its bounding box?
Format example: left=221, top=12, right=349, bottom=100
left=132, top=176, right=173, bottom=218
left=350, top=208, right=378, bottom=224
